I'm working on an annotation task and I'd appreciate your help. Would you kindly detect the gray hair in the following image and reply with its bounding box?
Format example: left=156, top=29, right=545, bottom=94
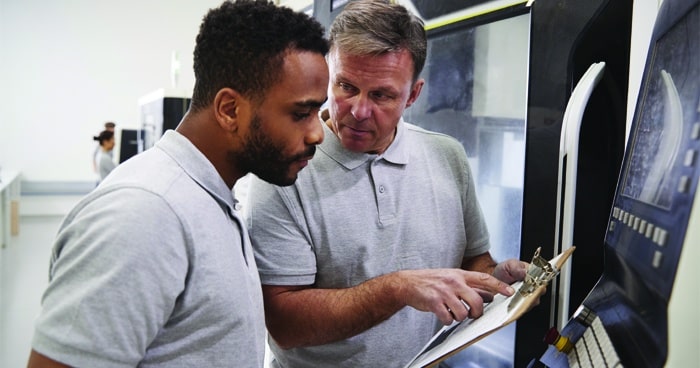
left=329, top=0, right=427, bottom=82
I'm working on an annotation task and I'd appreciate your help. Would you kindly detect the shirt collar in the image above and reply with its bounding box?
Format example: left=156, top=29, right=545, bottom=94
left=156, top=130, right=238, bottom=216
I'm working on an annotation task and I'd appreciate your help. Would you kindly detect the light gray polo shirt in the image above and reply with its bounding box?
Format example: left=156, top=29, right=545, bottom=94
left=246, top=119, right=490, bottom=368
left=33, top=130, right=266, bottom=368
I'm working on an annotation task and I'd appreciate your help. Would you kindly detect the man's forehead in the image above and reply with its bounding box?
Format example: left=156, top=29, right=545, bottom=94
left=331, top=52, right=413, bottom=89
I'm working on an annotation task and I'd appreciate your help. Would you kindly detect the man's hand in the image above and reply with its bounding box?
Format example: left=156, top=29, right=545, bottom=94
left=493, top=259, right=528, bottom=284
left=494, top=259, right=544, bottom=311
left=394, top=268, right=515, bottom=325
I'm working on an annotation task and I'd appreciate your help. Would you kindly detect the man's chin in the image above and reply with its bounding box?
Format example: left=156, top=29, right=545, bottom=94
left=255, top=171, right=297, bottom=187
left=272, top=175, right=297, bottom=187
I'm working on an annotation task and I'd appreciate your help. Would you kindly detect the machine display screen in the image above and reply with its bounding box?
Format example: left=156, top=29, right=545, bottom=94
left=541, top=3, right=699, bottom=367
left=621, top=4, right=700, bottom=209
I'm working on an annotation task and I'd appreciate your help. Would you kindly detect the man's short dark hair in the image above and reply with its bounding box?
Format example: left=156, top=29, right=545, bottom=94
left=190, top=0, right=329, bottom=111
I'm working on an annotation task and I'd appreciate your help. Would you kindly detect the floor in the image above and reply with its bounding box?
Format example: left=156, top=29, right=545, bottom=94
left=1, top=214, right=63, bottom=368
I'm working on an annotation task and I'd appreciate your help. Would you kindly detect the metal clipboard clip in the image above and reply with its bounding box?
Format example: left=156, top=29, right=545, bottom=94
left=507, top=247, right=559, bottom=311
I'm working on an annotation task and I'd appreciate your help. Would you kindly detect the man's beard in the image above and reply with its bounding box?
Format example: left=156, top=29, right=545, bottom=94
left=231, top=114, right=315, bottom=186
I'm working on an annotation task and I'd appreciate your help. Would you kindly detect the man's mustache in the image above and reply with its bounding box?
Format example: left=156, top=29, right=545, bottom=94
left=289, top=145, right=317, bottom=162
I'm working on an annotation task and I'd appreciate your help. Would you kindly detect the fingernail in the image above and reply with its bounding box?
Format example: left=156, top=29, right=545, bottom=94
left=507, top=286, right=515, bottom=294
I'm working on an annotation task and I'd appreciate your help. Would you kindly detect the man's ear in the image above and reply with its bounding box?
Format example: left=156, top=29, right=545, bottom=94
left=405, top=78, right=425, bottom=108
left=213, top=88, right=248, bottom=133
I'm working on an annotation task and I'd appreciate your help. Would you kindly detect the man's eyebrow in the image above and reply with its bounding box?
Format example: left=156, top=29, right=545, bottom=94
left=295, top=98, right=328, bottom=108
left=374, top=85, right=399, bottom=95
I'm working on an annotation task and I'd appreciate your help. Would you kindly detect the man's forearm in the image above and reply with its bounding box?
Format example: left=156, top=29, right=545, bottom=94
left=263, top=273, right=406, bottom=349
left=462, top=252, right=498, bottom=274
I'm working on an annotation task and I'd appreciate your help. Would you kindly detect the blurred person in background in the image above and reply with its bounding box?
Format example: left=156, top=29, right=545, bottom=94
left=92, top=121, right=116, bottom=174
left=93, top=129, right=116, bottom=182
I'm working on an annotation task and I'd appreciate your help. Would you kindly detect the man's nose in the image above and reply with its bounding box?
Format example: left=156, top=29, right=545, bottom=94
left=306, top=115, right=324, bottom=146
left=351, top=94, right=372, bottom=121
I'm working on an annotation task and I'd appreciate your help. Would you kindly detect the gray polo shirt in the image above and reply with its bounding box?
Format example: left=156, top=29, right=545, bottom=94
left=246, top=119, right=490, bottom=368
left=33, top=130, right=266, bottom=368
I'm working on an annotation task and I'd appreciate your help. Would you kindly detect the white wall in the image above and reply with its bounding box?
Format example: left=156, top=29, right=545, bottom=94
left=0, top=0, right=223, bottom=182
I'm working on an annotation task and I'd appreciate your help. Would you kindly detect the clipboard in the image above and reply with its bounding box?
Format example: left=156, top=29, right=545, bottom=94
left=404, top=246, right=576, bottom=368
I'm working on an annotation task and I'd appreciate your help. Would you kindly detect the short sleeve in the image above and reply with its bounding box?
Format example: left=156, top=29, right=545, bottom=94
left=32, top=188, right=188, bottom=368
left=460, top=150, right=491, bottom=257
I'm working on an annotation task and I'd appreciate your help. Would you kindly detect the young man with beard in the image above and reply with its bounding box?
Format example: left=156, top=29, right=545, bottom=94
left=27, top=1, right=328, bottom=367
